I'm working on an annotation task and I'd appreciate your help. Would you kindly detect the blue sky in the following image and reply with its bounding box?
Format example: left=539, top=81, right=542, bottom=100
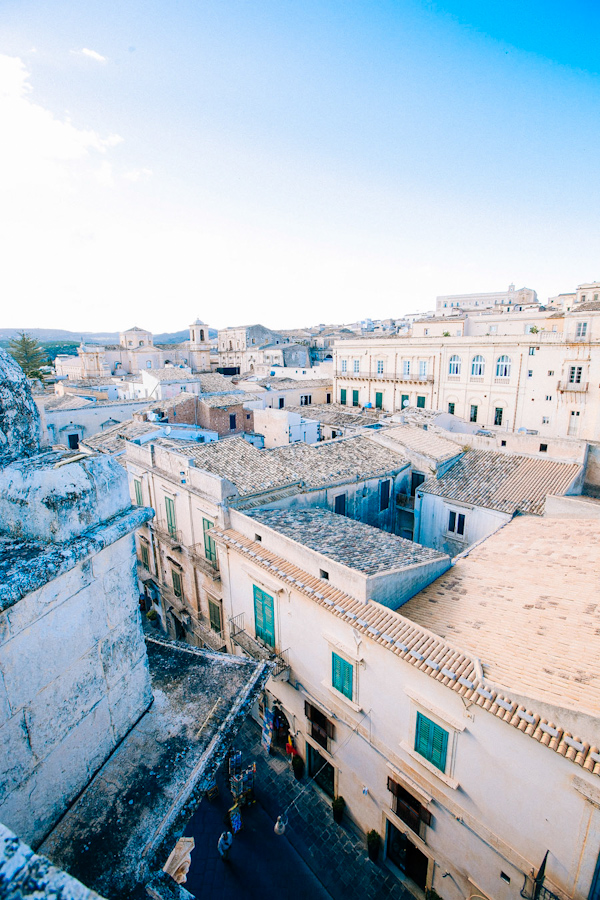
left=0, top=0, right=599, bottom=332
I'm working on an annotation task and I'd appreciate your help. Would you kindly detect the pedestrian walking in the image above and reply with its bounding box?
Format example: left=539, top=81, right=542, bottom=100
left=217, top=831, right=233, bottom=862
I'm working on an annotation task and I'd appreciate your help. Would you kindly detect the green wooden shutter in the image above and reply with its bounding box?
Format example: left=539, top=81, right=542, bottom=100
left=208, top=599, right=222, bottom=632
left=340, top=389, right=347, bottom=405
left=415, top=712, right=448, bottom=772
left=203, top=518, right=217, bottom=563
left=253, top=585, right=275, bottom=648
left=332, top=653, right=353, bottom=700
left=165, top=497, right=177, bottom=535
left=172, top=568, right=183, bottom=599
left=134, top=479, right=143, bottom=505
left=375, top=392, right=383, bottom=409
left=352, top=390, right=359, bottom=407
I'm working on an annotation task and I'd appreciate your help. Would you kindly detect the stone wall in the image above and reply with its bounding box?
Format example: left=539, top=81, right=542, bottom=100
left=0, top=533, right=152, bottom=848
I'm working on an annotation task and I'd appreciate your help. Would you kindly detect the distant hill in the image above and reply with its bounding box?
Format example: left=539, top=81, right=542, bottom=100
left=0, top=327, right=217, bottom=343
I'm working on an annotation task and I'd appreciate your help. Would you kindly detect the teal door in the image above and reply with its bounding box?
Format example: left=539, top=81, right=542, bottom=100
left=253, top=585, right=275, bottom=648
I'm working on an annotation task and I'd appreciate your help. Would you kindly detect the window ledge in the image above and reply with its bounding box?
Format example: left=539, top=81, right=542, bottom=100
left=400, top=741, right=459, bottom=790
left=321, top=679, right=362, bottom=713
left=403, top=688, right=467, bottom=732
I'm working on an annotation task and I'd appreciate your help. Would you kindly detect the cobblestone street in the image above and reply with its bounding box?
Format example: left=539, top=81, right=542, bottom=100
left=185, top=717, right=412, bottom=900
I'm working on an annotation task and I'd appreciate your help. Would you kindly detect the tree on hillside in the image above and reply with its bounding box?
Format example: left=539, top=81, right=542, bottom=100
left=8, top=332, right=48, bottom=379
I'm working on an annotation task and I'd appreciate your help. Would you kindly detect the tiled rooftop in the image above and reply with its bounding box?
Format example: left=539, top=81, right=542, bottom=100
left=267, top=435, right=407, bottom=489
left=245, top=509, right=445, bottom=574
left=154, top=435, right=299, bottom=496
left=146, top=367, right=199, bottom=382
left=286, top=404, right=381, bottom=428
left=196, top=372, right=237, bottom=393
left=213, top=519, right=600, bottom=777
left=419, top=449, right=580, bottom=515
left=402, top=516, right=600, bottom=715
left=37, top=394, right=94, bottom=411
left=200, top=392, right=259, bottom=408
left=82, top=420, right=161, bottom=454
left=370, top=425, right=463, bottom=463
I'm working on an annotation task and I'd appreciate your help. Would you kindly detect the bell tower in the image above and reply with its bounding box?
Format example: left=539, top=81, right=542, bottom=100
left=188, top=318, right=210, bottom=372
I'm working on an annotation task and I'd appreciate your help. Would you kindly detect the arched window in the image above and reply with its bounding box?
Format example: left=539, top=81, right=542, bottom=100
left=146, top=360, right=152, bottom=368
left=471, top=355, right=485, bottom=376
left=448, top=355, right=461, bottom=375
left=496, top=355, right=511, bottom=378
left=200, top=329, right=205, bottom=341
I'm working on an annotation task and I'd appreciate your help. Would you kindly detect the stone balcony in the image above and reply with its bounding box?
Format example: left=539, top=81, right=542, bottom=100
left=334, top=370, right=434, bottom=384
left=557, top=380, right=589, bottom=393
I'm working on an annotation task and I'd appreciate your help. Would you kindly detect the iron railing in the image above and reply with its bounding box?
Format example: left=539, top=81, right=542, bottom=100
left=229, top=613, right=290, bottom=679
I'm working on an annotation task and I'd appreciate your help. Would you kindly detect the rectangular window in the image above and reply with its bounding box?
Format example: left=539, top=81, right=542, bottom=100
left=569, top=366, right=583, bottom=384
left=172, top=568, right=183, bottom=599
left=165, top=496, right=177, bottom=536
left=419, top=361, right=427, bottom=378
left=134, top=479, right=143, bottom=506
left=332, top=652, right=353, bottom=700
left=353, top=359, right=360, bottom=373
left=387, top=778, right=432, bottom=833
left=278, top=397, right=285, bottom=409
left=527, top=370, right=533, bottom=378
left=300, top=394, right=312, bottom=406
left=253, top=585, right=275, bottom=648
left=401, top=394, right=409, bottom=410
left=470, top=404, right=478, bottom=423
left=375, top=391, right=383, bottom=409
left=305, top=701, right=335, bottom=749
left=340, top=388, right=347, bottom=405
left=334, top=493, right=346, bottom=515
left=414, top=712, right=448, bottom=772
left=403, top=360, right=410, bottom=376
left=545, top=395, right=552, bottom=401
left=380, top=479, right=391, bottom=511
left=229, top=413, right=237, bottom=430
left=417, top=396, right=426, bottom=408
left=539, top=443, right=548, bottom=452
left=208, top=598, right=222, bottom=633
left=576, top=321, right=588, bottom=338
left=548, top=370, right=554, bottom=376
left=140, top=542, right=150, bottom=569
left=377, top=360, right=384, bottom=374
left=494, top=407, right=503, bottom=426
left=341, top=359, right=347, bottom=373
left=203, top=518, right=217, bottom=564
left=326, top=393, right=331, bottom=404
left=448, top=402, right=455, bottom=415
left=448, top=510, right=465, bottom=536
left=529, top=347, right=535, bottom=356
left=352, top=390, right=359, bottom=407
left=542, top=416, right=550, bottom=424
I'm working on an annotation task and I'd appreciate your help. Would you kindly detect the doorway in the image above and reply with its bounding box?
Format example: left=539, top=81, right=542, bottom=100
left=307, top=743, right=335, bottom=798
left=386, top=823, right=428, bottom=891
left=67, top=433, right=80, bottom=450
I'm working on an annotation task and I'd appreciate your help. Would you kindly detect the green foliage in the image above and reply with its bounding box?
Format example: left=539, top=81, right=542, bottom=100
left=41, top=341, right=79, bottom=362
left=442, top=331, right=450, bottom=337
left=332, top=796, right=346, bottom=812
left=529, top=326, right=539, bottom=334
left=146, top=609, right=158, bottom=621
left=8, top=332, right=48, bottom=378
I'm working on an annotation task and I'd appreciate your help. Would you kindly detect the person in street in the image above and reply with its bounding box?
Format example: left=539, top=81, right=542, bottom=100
left=217, top=831, right=233, bottom=861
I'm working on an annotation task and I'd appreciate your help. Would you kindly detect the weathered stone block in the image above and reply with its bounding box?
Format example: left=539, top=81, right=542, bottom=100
left=0, top=710, right=36, bottom=798
left=0, top=670, right=11, bottom=729
left=100, top=618, right=147, bottom=691
left=4, top=697, right=114, bottom=848
left=0, top=585, right=103, bottom=711
left=24, top=648, right=106, bottom=761
left=107, top=655, right=153, bottom=745
left=91, top=532, right=134, bottom=580
left=4, top=560, right=94, bottom=639
left=101, top=554, right=139, bottom=628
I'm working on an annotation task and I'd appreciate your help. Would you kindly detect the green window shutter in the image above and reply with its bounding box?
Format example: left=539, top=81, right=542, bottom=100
left=140, top=543, right=150, bottom=569
left=415, top=712, right=448, bottom=771
left=203, top=518, right=217, bottom=563
left=340, top=389, right=347, bottom=405
left=165, top=497, right=177, bottom=535
left=332, top=652, right=353, bottom=700
left=208, top=599, right=222, bottom=632
left=375, top=392, right=383, bottom=409
left=352, top=390, right=359, bottom=407
left=417, top=395, right=426, bottom=408
left=172, top=568, right=183, bottom=599
left=253, top=585, right=275, bottom=648
left=134, top=479, right=143, bottom=506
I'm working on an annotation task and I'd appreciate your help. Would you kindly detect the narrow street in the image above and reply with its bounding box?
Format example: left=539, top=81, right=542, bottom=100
left=184, top=718, right=411, bottom=900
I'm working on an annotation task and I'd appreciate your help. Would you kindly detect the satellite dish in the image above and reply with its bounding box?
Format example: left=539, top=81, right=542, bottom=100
left=165, top=426, right=171, bottom=435
left=402, top=399, right=410, bottom=407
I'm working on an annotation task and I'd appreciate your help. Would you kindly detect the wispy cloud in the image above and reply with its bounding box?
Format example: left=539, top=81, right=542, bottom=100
left=72, top=48, right=107, bottom=63
left=124, top=167, right=153, bottom=182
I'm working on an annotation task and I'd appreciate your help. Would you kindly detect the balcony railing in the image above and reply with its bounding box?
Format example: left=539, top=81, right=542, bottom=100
left=188, top=615, right=227, bottom=652
left=334, top=370, right=434, bottom=383
left=188, top=544, right=221, bottom=580
left=229, top=614, right=290, bottom=680
left=558, top=380, right=589, bottom=393
left=150, top=523, right=183, bottom=548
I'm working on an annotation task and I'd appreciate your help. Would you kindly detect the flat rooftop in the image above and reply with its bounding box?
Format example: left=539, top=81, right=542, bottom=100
left=286, top=403, right=382, bottom=428
left=245, top=508, right=447, bottom=574
left=40, top=637, right=270, bottom=900
left=420, top=449, right=581, bottom=515
left=402, top=516, right=600, bottom=715
left=371, top=425, right=463, bottom=463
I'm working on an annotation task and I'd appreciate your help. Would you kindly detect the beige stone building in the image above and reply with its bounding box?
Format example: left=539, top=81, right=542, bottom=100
left=55, top=320, right=211, bottom=380
left=435, top=283, right=538, bottom=315
left=334, top=304, right=600, bottom=440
